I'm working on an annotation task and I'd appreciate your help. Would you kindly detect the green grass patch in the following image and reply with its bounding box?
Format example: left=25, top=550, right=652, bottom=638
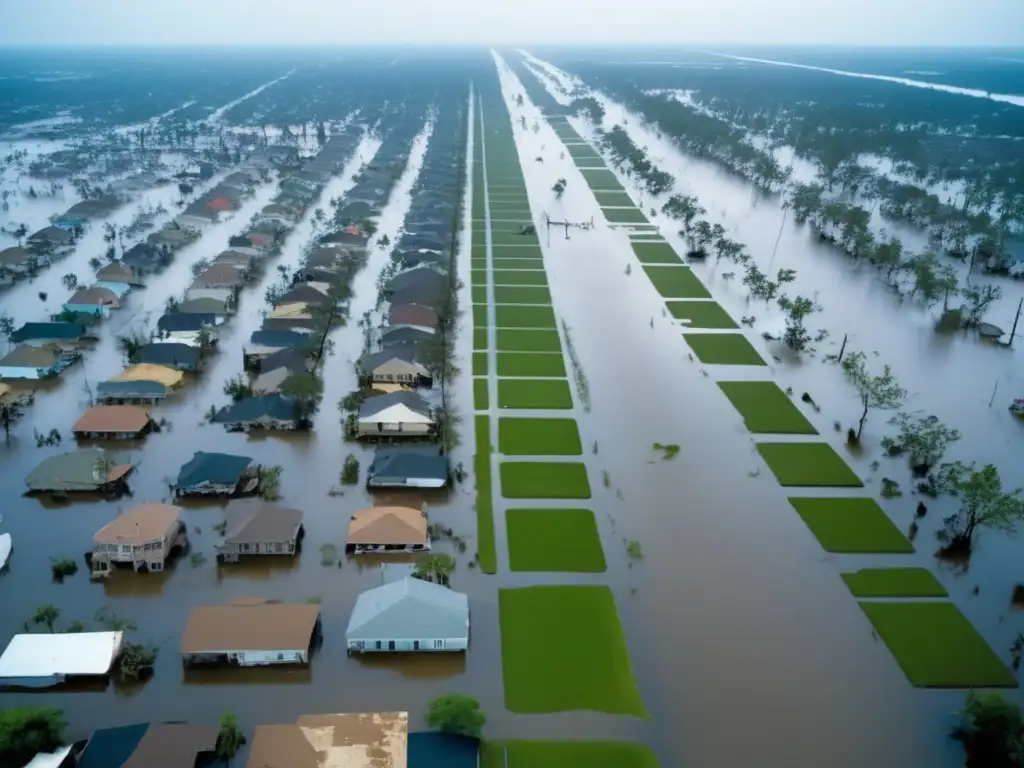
left=500, top=461, right=591, bottom=498
left=493, top=246, right=544, bottom=260
left=495, top=305, right=556, bottom=328
left=473, top=352, right=488, bottom=376
left=471, top=269, right=487, bottom=287
left=497, top=352, right=566, bottom=377
left=666, top=301, right=738, bottom=329
left=498, top=379, right=574, bottom=409
left=491, top=233, right=539, bottom=248
left=474, top=378, right=489, bottom=410
left=718, top=381, right=818, bottom=434
left=472, top=232, right=486, bottom=248
left=494, top=270, right=548, bottom=287
left=473, top=304, right=488, bottom=328
left=499, top=418, right=582, bottom=456
left=788, top=497, right=913, bottom=553
left=642, top=266, right=711, bottom=299
left=858, top=602, right=1017, bottom=688
left=593, top=190, right=635, bottom=207
left=474, top=415, right=496, bottom=574
left=473, top=327, right=487, bottom=350
left=683, top=333, right=766, bottom=365
left=506, top=509, right=605, bottom=572
left=579, top=169, right=624, bottom=190
left=472, top=285, right=487, bottom=304
left=631, top=242, right=683, bottom=265
left=502, top=741, right=660, bottom=768
left=499, top=586, right=646, bottom=714
left=493, top=286, right=551, bottom=305
left=757, top=442, right=862, bottom=487
left=842, top=568, right=948, bottom=598
left=602, top=207, right=649, bottom=224
left=492, top=258, right=546, bottom=270
left=496, top=328, right=562, bottom=352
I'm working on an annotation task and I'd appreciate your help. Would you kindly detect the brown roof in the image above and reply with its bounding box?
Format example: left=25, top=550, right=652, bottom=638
left=247, top=713, right=408, bottom=768
left=73, top=404, right=150, bottom=434
left=0, top=246, right=31, bottom=265
left=96, top=262, right=139, bottom=283
left=180, top=603, right=321, bottom=653
left=121, top=723, right=218, bottom=768
left=348, top=507, right=427, bottom=546
left=191, top=264, right=245, bottom=288
left=93, top=503, right=182, bottom=545
left=0, top=344, right=59, bottom=368
left=388, top=304, right=439, bottom=328
left=68, top=286, right=118, bottom=307
left=222, top=499, right=304, bottom=545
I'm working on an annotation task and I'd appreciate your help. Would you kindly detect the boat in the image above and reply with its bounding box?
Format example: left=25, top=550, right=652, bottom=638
left=0, top=533, right=11, bottom=571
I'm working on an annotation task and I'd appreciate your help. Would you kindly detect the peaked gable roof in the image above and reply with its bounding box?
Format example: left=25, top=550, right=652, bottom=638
left=358, top=344, right=421, bottom=371
left=348, top=506, right=427, bottom=546
left=175, top=451, right=252, bottom=488
left=346, top=577, right=468, bottom=640
left=222, top=499, right=303, bottom=544
left=358, top=391, right=430, bottom=419
left=214, top=394, right=297, bottom=424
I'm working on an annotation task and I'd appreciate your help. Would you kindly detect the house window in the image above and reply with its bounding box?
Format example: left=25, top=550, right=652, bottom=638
left=275, top=542, right=283, bottom=553
left=388, top=640, right=396, bottom=651
left=277, top=653, right=284, bottom=660
left=434, top=640, right=444, bottom=650
left=414, top=640, right=420, bottom=650
left=375, top=641, right=382, bottom=650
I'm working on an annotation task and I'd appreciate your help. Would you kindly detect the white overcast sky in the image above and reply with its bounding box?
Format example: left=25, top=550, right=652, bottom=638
left=1, top=0, right=1022, bottom=46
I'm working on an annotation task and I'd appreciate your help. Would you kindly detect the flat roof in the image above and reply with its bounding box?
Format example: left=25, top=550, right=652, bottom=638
left=0, top=631, right=124, bottom=680
left=181, top=603, right=320, bottom=654
left=248, top=712, right=408, bottom=768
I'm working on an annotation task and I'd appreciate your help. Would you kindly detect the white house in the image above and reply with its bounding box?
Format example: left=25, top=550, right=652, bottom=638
left=0, top=631, right=124, bottom=688
left=357, top=391, right=433, bottom=438
left=345, top=577, right=469, bottom=653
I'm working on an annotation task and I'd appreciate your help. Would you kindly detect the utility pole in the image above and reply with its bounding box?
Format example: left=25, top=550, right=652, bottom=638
left=1010, top=297, right=1023, bottom=348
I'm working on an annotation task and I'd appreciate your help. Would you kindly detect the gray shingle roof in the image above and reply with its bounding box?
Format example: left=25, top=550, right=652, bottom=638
left=214, top=394, right=297, bottom=424
left=175, top=452, right=252, bottom=489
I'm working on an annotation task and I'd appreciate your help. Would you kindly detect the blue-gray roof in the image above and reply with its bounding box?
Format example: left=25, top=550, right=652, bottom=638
left=249, top=329, right=308, bottom=349
left=408, top=733, right=479, bottom=768
left=76, top=723, right=150, bottom=768
left=11, top=321, right=84, bottom=343
left=175, top=451, right=252, bottom=488
left=133, top=343, right=199, bottom=368
left=358, top=344, right=420, bottom=371
left=214, top=394, right=297, bottom=424
left=368, top=447, right=448, bottom=484
left=157, top=312, right=218, bottom=333
left=346, top=577, right=468, bottom=640
left=358, top=391, right=430, bottom=419
left=97, top=380, right=167, bottom=397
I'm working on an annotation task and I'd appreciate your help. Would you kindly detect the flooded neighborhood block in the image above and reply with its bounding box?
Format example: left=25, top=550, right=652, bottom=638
left=502, top=740, right=660, bottom=768
left=496, top=352, right=566, bottom=377
left=858, top=602, right=1017, bottom=688
left=602, top=207, right=650, bottom=225
left=498, top=379, right=574, bottom=410
left=666, top=301, right=739, bottom=329
left=498, top=586, right=646, bottom=715
left=493, top=286, right=551, bottom=305
left=642, top=265, right=713, bottom=299
left=494, top=270, right=548, bottom=287
left=500, top=461, right=591, bottom=499
left=757, top=443, right=863, bottom=487
left=717, top=381, right=818, bottom=434
left=498, top=418, right=582, bottom=456
left=631, top=242, right=684, bottom=265
left=506, top=509, right=607, bottom=573
left=495, top=305, right=557, bottom=329
left=842, top=568, right=948, bottom=598
left=683, top=333, right=766, bottom=366
left=788, top=497, right=914, bottom=553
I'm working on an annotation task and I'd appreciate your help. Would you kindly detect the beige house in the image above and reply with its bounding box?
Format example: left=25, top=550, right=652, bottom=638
left=347, top=506, right=429, bottom=554
left=357, top=347, right=430, bottom=387
left=216, top=499, right=304, bottom=563
left=90, top=503, right=187, bottom=578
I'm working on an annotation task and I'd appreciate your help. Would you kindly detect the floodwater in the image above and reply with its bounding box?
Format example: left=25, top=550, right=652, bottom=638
left=1, top=55, right=1020, bottom=768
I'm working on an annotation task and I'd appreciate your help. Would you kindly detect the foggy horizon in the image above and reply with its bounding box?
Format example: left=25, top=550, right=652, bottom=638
left=1, top=0, right=1023, bottom=47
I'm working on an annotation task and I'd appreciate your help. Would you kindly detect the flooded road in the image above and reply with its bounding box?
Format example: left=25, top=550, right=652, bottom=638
left=485, top=54, right=977, bottom=767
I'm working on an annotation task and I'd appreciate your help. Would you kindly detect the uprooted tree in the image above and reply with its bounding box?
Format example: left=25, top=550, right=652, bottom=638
left=933, top=462, right=1024, bottom=555
left=840, top=351, right=906, bottom=443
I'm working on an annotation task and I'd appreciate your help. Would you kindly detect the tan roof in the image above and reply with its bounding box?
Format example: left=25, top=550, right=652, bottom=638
left=347, top=507, right=427, bottom=546
left=191, top=264, right=245, bottom=288
left=370, top=383, right=411, bottom=394
left=111, top=364, right=184, bottom=388
left=269, top=302, right=312, bottom=319
left=121, top=723, right=218, bottom=768
left=93, top=503, right=182, bottom=545
left=68, top=286, right=118, bottom=307
left=0, top=383, right=10, bottom=401
left=0, top=344, right=59, bottom=368
left=180, top=603, right=321, bottom=653
left=73, top=404, right=150, bottom=434
left=248, top=712, right=408, bottom=768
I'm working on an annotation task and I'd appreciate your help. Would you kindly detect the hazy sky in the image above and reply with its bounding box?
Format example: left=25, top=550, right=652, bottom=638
left=1, top=0, right=1023, bottom=46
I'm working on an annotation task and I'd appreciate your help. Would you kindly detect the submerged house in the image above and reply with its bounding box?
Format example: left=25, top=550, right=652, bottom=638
left=366, top=447, right=449, bottom=489
left=63, top=286, right=119, bottom=318
left=0, top=632, right=124, bottom=688
left=112, top=363, right=183, bottom=389
left=0, top=246, right=34, bottom=275
left=358, top=346, right=431, bottom=387
left=357, top=391, right=434, bottom=439
left=133, top=343, right=200, bottom=372
left=174, top=451, right=256, bottom=497
left=247, top=712, right=409, bottom=768
left=252, top=348, right=309, bottom=393
left=176, top=296, right=230, bottom=315
left=216, top=499, right=304, bottom=563
left=96, top=379, right=167, bottom=406
left=180, top=601, right=322, bottom=667
left=90, top=503, right=187, bottom=578
left=10, top=321, right=86, bottom=347
left=213, top=394, right=299, bottom=431
left=387, top=303, right=439, bottom=333
left=346, top=506, right=429, bottom=554
left=72, top=405, right=151, bottom=440
left=96, top=260, right=144, bottom=286
left=0, top=344, right=78, bottom=380
left=25, top=448, right=133, bottom=493
left=74, top=722, right=217, bottom=768
left=345, top=577, right=469, bottom=654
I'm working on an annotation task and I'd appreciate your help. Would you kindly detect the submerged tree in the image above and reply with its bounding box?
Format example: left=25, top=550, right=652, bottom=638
left=778, top=294, right=819, bottom=354
left=425, top=694, right=486, bottom=738
left=61, top=273, right=78, bottom=292
left=950, top=690, right=1024, bottom=768
left=962, top=284, right=1003, bottom=328
left=881, top=411, right=961, bottom=474
left=215, top=711, right=246, bottom=766
left=32, top=604, right=60, bottom=633
left=934, top=462, right=1024, bottom=555
left=413, top=553, right=456, bottom=587
left=552, top=178, right=567, bottom=199
left=841, top=351, right=906, bottom=443
left=0, top=706, right=66, bottom=767
left=0, top=397, right=24, bottom=443
left=279, top=372, right=323, bottom=426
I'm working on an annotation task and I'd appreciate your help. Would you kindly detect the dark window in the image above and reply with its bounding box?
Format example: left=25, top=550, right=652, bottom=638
left=375, top=641, right=382, bottom=650
left=414, top=641, right=420, bottom=650
left=388, top=640, right=396, bottom=651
